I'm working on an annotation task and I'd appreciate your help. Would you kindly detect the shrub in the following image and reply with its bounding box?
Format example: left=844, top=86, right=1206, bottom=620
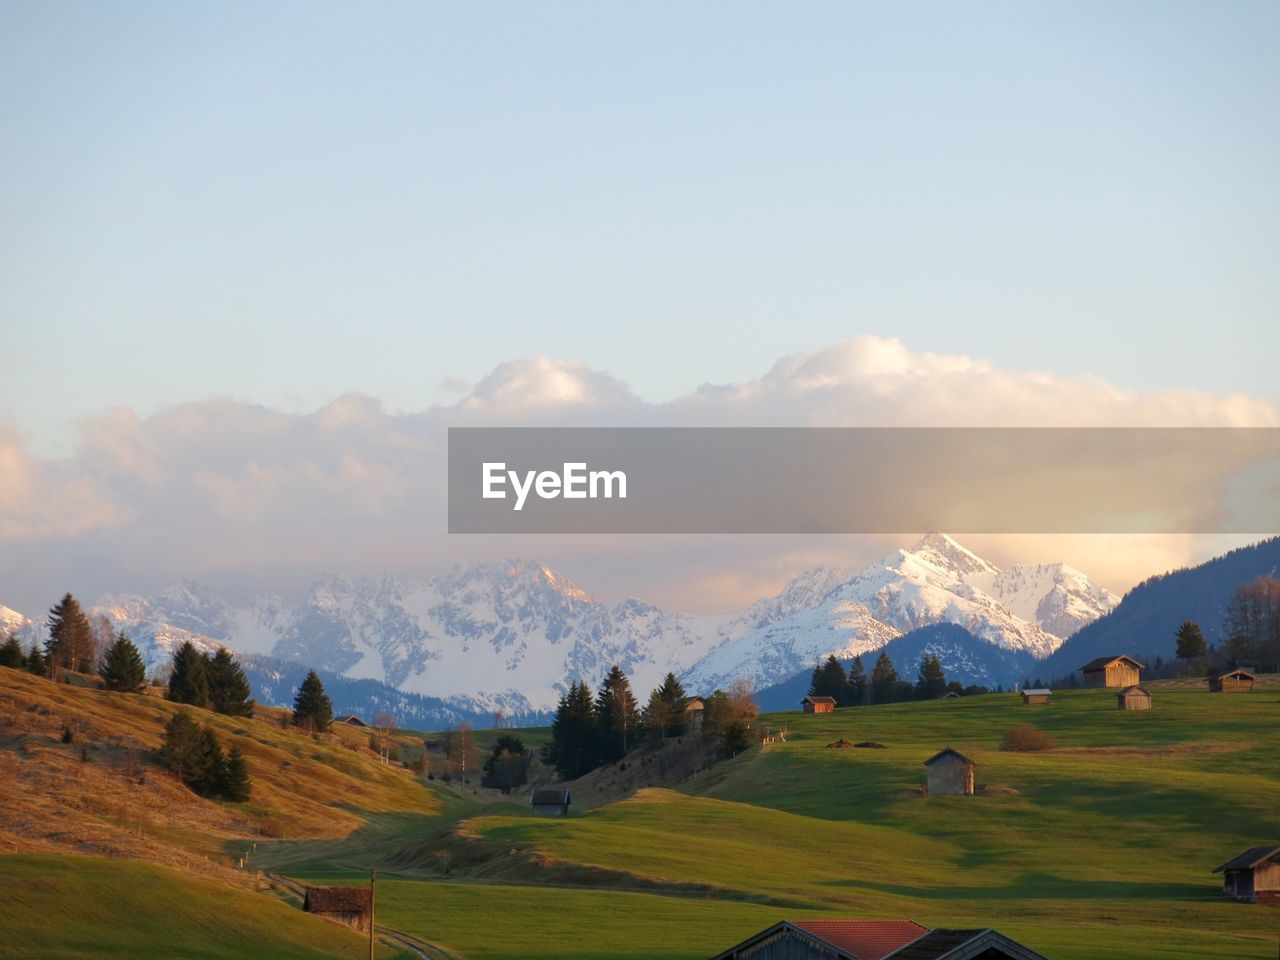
left=1001, top=724, right=1056, bottom=752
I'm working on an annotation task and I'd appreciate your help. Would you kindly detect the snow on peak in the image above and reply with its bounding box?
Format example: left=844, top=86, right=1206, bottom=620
left=0, top=604, right=30, bottom=633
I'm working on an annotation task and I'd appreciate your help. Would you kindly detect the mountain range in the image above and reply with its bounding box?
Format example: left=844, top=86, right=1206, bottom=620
left=4, top=534, right=1127, bottom=713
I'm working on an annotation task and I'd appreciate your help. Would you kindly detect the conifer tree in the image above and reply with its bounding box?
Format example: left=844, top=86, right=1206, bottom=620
left=594, top=664, right=640, bottom=762
left=25, top=643, right=47, bottom=676
left=221, top=744, right=252, bottom=802
left=870, top=650, right=901, bottom=704
left=159, top=710, right=204, bottom=786
left=99, top=633, right=146, bottom=693
left=208, top=648, right=255, bottom=717
left=914, top=654, right=947, bottom=700
left=0, top=634, right=24, bottom=669
left=167, top=642, right=211, bottom=708
left=809, top=655, right=847, bottom=701
left=848, top=654, right=868, bottom=706
left=543, top=680, right=597, bottom=779
left=656, top=671, right=687, bottom=736
left=45, top=593, right=94, bottom=673
left=291, top=669, right=333, bottom=732
left=1175, top=621, right=1207, bottom=663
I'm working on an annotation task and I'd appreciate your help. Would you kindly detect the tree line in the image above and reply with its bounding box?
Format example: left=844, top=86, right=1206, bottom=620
left=808, top=651, right=989, bottom=706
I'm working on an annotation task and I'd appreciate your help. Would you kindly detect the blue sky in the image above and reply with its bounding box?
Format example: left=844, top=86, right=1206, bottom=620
left=2, top=1, right=1278, bottom=456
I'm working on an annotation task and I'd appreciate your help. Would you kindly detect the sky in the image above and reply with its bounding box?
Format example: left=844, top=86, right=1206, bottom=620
left=0, top=2, right=1277, bottom=615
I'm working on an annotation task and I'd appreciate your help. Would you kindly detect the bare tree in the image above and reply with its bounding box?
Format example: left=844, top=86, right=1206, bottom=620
left=453, top=721, right=477, bottom=782
left=372, top=713, right=397, bottom=764
left=1226, top=576, right=1280, bottom=673
left=728, top=675, right=758, bottom=724
left=89, top=613, right=116, bottom=672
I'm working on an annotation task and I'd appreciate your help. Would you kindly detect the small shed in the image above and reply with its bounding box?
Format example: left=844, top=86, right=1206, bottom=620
left=530, top=788, right=571, bottom=816
left=334, top=714, right=368, bottom=727
left=1210, top=669, right=1257, bottom=693
left=1020, top=689, right=1051, bottom=705
left=303, top=886, right=371, bottom=933
left=924, top=747, right=974, bottom=797
left=683, top=696, right=705, bottom=728
left=1080, top=655, right=1143, bottom=689
left=1213, top=846, right=1280, bottom=904
left=1117, top=686, right=1151, bottom=710
left=802, top=695, right=837, bottom=714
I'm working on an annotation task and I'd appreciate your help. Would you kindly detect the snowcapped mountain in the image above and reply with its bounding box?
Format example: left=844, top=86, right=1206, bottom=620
left=3, top=535, right=1118, bottom=710
left=680, top=534, right=1118, bottom=693
left=0, top=604, right=30, bottom=635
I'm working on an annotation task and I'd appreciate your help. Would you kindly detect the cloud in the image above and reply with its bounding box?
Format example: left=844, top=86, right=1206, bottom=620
left=0, top=336, right=1274, bottom=614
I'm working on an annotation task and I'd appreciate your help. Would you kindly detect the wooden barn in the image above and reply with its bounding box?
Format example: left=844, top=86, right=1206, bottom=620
left=708, top=919, right=1049, bottom=960
left=333, top=714, right=368, bottom=727
left=1080, top=655, right=1143, bottom=688
left=1214, top=846, right=1280, bottom=904
left=801, top=695, right=837, bottom=714
left=1116, top=686, right=1151, bottom=710
left=1020, top=688, right=1051, bottom=705
left=924, top=748, right=974, bottom=797
left=684, top=696, right=705, bottom=728
left=1210, top=669, right=1257, bottom=693
left=303, top=885, right=371, bottom=933
left=529, top=788, right=571, bottom=816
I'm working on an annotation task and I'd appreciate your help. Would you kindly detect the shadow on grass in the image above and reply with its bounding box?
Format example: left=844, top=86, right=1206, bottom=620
left=838, top=872, right=1214, bottom=902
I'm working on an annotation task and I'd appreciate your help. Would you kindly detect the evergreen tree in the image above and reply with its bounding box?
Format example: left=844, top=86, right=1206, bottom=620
left=847, top=654, right=868, bottom=706
left=543, top=680, right=597, bottom=779
left=809, top=655, right=848, bottom=702
left=99, top=633, right=146, bottom=693
left=914, top=655, right=947, bottom=700
left=1174, top=621, right=1207, bottom=663
left=45, top=593, right=94, bottom=673
left=25, top=643, right=47, bottom=676
left=656, top=672, right=687, bottom=736
left=291, top=669, right=333, bottom=732
left=221, top=744, right=252, bottom=802
left=159, top=710, right=204, bottom=787
left=870, top=650, right=901, bottom=704
left=208, top=648, right=255, bottom=717
left=481, top=734, right=530, bottom=792
left=700, top=689, right=733, bottom=734
left=594, top=664, right=640, bottom=763
left=721, top=720, right=751, bottom=755
left=167, top=642, right=211, bottom=708
left=0, top=634, right=24, bottom=669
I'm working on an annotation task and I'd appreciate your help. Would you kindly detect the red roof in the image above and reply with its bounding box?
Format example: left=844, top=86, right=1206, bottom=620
left=790, top=920, right=928, bottom=959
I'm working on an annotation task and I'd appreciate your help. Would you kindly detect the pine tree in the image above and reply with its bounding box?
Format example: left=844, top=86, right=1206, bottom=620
left=159, top=710, right=204, bottom=786
left=914, top=654, right=947, bottom=700
left=167, top=642, right=211, bottom=708
left=809, top=655, right=847, bottom=701
left=1175, top=621, right=1207, bottom=663
left=99, top=633, right=146, bottom=693
left=543, top=680, right=597, bottom=779
left=848, top=654, right=868, bottom=706
left=25, top=644, right=47, bottom=676
left=594, top=664, right=640, bottom=763
left=291, top=669, right=333, bottom=733
left=208, top=648, right=255, bottom=717
left=45, top=593, right=94, bottom=673
left=656, top=672, right=687, bottom=736
left=221, top=744, right=252, bottom=802
left=0, top=634, right=24, bottom=669
left=870, top=650, right=901, bottom=704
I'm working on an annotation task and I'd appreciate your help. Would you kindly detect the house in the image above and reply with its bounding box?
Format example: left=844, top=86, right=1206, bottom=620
left=1209, top=669, right=1257, bottom=693
left=1020, top=688, right=1051, bottom=705
left=707, top=919, right=1049, bottom=960
left=1080, top=655, right=1143, bottom=688
left=684, top=696, right=705, bottom=728
left=529, top=788, right=571, bottom=816
left=334, top=715, right=368, bottom=727
left=1116, top=686, right=1151, bottom=711
left=303, top=886, right=371, bottom=933
left=1213, top=846, right=1280, bottom=904
left=801, top=695, right=837, bottom=714
left=924, top=748, right=974, bottom=797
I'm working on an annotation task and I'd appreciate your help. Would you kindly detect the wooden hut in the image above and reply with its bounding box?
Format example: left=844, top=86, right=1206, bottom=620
left=683, top=696, right=705, bottom=729
left=530, top=788, right=571, bottom=816
left=303, top=886, right=371, bottom=932
left=708, top=919, right=1049, bottom=959
left=1020, top=688, right=1051, bottom=705
left=801, top=695, right=837, bottom=714
left=1213, top=846, right=1280, bottom=904
left=924, top=748, right=974, bottom=797
left=1116, top=686, right=1151, bottom=710
left=1080, top=655, right=1143, bottom=688
left=1209, top=669, right=1257, bottom=693
left=334, top=714, right=368, bottom=727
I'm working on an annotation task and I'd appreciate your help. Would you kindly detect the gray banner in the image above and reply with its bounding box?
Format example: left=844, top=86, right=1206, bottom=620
left=448, top=427, right=1280, bottom=534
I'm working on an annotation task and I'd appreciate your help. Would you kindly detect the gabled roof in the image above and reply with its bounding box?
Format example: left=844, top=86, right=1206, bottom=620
left=1214, top=845, right=1280, bottom=873
left=530, top=788, right=571, bottom=805
left=303, top=886, right=370, bottom=914
left=884, top=928, right=1049, bottom=960
left=802, top=695, right=838, bottom=704
left=709, top=920, right=928, bottom=960
left=924, top=747, right=973, bottom=767
left=1213, top=668, right=1257, bottom=680
left=1080, top=655, right=1144, bottom=672
left=1020, top=689, right=1052, bottom=697
left=1118, top=685, right=1149, bottom=695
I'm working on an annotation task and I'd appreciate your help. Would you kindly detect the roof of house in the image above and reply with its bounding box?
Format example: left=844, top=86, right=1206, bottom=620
left=1118, top=685, right=1150, bottom=695
left=1020, top=689, right=1052, bottom=697
left=884, top=928, right=1049, bottom=960
left=684, top=697, right=705, bottom=711
left=709, top=920, right=928, bottom=960
left=1214, top=845, right=1280, bottom=873
left=1213, top=668, right=1257, bottom=680
left=303, top=886, right=371, bottom=914
left=924, top=747, right=973, bottom=767
left=802, top=695, right=838, bottom=704
left=333, top=714, right=367, bottom=726
left=530, top=788, right=571, bottom=805
left=1080, top=655, right=1144, bottom=672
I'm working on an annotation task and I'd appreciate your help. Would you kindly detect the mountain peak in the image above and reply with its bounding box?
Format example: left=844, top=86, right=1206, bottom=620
left=908, top=533, right=1001, bottom=578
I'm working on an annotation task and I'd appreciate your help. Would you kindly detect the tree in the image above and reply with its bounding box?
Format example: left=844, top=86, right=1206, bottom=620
left=727, top=675, right=758, bottom=724
left=656, top=672, right=687, bottom=736
left=870, top=650, right=901, bottom=704
left=482, top=733, right=530, bottom=792
left=721, top=720, right=750, bottom=755
left=99, top=633, right=146, bottom=693
left=914, top=655, right=947, bottom=700
left=45, top=593, right=94, bottom=674
left=543, top=681, right=597, bottom=779
left=0, top=634, right=24, bottom=669
left=208, top=648, right=255, bottom=716
left=451, top=720, right=477, bottom=781
left=159, top=710, right=225, bottom=795
left=595, top=665, right=640, bottom=763
left=25, top=643, right=47, bottom=677
left=88, top=613, right=116, bottom=672
left=221, top=744, right=252, bottom=802
left=167, top=642, right=211, bottom=708
left=809, top=655, right=848, bottom=702
left=1225, top=577, right=1280, bottom=673
left=700, top=690, right=733, bottom=734
left=371, top=712, right=397, bottom=763
left=291, top=670, right=333, bottom=733
left=847, top=654, right=868, bottom=706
